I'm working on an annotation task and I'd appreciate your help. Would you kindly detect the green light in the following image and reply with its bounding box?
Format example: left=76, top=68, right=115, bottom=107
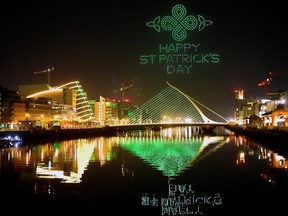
left=119, top=136, right=204, bottom=177
left=146, top=4, right=213, bottom=42
left=54, top=142, right=61, bottom=149
left=106, top=152, right=111, bottom=161
left=141, top=4, right=218, bottom=75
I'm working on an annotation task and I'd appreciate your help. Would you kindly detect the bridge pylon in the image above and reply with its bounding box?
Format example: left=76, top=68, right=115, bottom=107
left=117, top=82, right=229, bottom=126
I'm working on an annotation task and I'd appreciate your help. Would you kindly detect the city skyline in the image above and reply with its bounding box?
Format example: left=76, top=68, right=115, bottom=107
left=1, top=0, right=288, bottom=119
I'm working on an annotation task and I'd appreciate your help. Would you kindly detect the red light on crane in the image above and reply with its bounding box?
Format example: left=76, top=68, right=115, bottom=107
left=120, top=83, right=133, bottom=102
left=258, top=78, right=272, bottom=87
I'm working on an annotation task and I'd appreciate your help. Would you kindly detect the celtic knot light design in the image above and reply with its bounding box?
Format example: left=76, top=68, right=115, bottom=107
left=146, top=4, right=213, bottom=42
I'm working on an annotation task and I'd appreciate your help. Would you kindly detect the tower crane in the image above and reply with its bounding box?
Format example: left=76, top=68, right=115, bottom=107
left=120, top=83, right=133, bottom=102
left=257, top=71, right=273, bottom=94
left=34, top=66, right=55, bottom=86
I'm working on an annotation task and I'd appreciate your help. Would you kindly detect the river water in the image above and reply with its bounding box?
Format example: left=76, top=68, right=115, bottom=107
left=0, top=126, right=287, bottom=215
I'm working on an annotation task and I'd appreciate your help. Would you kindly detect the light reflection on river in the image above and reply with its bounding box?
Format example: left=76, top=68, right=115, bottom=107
left=0, top=126, right=288, bottom=215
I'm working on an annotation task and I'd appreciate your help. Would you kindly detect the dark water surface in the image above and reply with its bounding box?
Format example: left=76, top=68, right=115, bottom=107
left=1, top=126, right=288, bottom=215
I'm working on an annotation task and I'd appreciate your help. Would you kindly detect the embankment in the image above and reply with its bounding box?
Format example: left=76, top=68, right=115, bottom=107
left=0, top=126, right=115, bottom=144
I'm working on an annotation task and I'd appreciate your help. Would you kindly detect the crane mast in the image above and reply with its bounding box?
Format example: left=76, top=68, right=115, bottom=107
left=120, top=83, right=133, bottom=102
left=34, top=66, right=55, bottom=86
left=119, top=83, right=133, bottom=120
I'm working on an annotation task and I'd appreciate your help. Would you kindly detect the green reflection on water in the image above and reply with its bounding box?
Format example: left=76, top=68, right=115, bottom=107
left=118, top=136, right=221, bottom=177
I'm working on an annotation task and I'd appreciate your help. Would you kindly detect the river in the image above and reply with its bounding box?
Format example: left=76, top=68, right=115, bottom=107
left=0, top=126, right=287, bottom=215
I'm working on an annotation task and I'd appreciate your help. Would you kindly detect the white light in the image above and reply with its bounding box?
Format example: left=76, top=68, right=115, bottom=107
left=184, top=118, right=192, bottom=123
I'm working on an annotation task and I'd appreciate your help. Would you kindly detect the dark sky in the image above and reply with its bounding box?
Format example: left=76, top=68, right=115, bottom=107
left=1, top=0, right=288, bottom=119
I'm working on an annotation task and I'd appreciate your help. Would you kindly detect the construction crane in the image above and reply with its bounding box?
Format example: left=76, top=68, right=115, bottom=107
left=120, top=83, right=133, bottom=102
left=34, top=66, right=55, bottom=86
left=258, top=71, right=273, bottom=94
left=258, top=77, right=272, bottom=87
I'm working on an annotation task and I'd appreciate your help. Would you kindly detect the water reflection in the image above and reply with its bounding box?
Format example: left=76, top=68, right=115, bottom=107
left=35, top=139, right=97, bottom=183
left=1, top=127, right=288, bottom=213
left=0, top=137, right=118, bottom=183
left=118, top=135, right=228, bottom=177
left=233, top=135, right=288, bottom=168
left=141, top=183, right=223, bottom=215
left=232, top=135, right=288, bottom=188
left=1, top=128, right=287, bottom=184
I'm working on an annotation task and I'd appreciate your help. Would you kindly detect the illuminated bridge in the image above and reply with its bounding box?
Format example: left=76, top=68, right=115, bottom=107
left=0, top=82, right=229, bottom=141
left=111, top=82, right=229, bottom=132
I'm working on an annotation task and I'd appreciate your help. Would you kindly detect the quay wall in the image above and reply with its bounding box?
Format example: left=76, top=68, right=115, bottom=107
left=0, top=126, right=115, bottom=143
left=1, top=124, right=219, bottom=144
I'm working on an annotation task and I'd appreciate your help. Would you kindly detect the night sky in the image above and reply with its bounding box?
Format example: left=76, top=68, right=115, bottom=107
left=1, top=0, right=288, bottom=119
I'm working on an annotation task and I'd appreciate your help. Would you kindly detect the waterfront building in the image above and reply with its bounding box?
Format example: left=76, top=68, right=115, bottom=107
left=118, top=99, right=138, bottom=121
left=20, top=97, right=76, bottom=129
left=235, top=89, right=288, bottom=129
left=91, top=96, right=139, bottom=126
left=19, top=81, right=95, bottom=125
left=1, top=81, right=138, bottom=129
left=0, top=81, right=96, bottom=130
left=234, top=90, right=247, bottom=124
left=0, top=86, right=25, bottom=129
left=94, top=96, right=119, bottom=126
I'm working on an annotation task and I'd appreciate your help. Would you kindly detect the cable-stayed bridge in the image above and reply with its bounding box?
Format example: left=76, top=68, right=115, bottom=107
left=0, top=82, right=229, bottom=142
left=111, top=82, right=229, bottom=133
